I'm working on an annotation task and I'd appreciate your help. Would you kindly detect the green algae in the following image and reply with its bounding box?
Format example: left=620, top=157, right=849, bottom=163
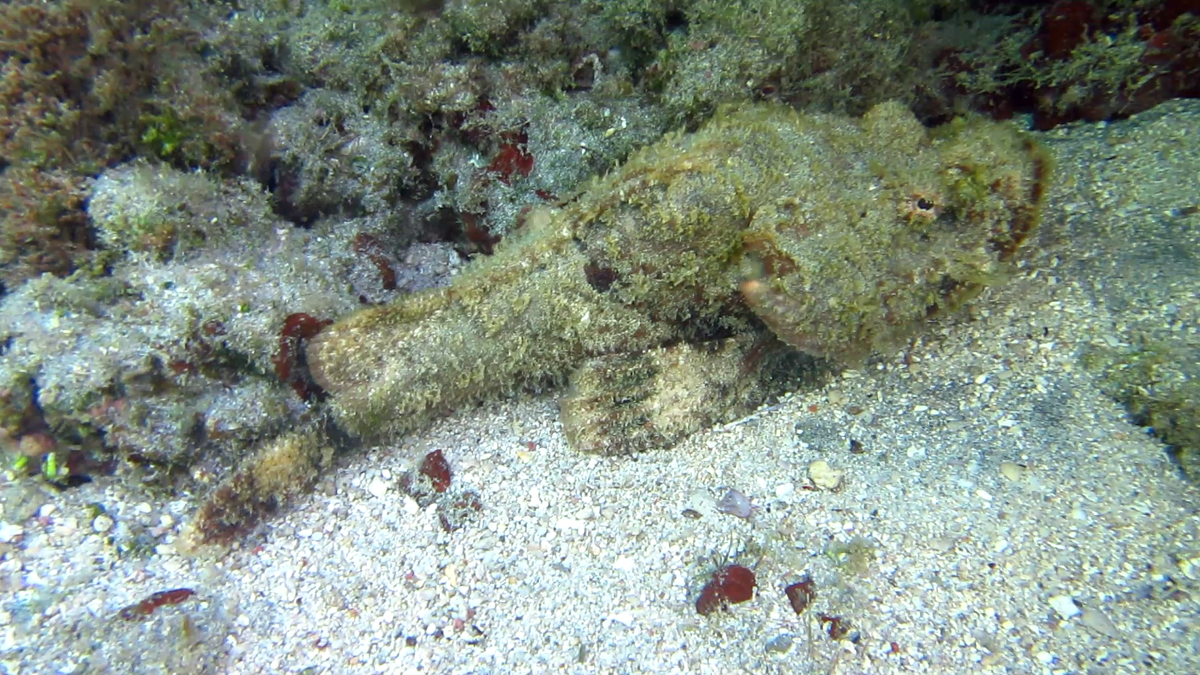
left=1083, top=342, right=1200, bottom=481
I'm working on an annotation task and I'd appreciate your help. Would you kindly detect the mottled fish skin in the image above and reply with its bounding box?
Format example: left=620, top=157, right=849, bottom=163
left=307, top=101, right=1050, bottom=449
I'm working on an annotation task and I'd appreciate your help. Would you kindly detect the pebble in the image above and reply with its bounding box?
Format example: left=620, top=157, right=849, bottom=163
left=0, top=523, right=22, bottom=543
left=555, top=517, right=586, bottom=532
left=92, top=515, right=114, bottom=534
left=367, top=478, right=389, bottom=498
left=905, top=445, right=927, bottom=460
left=808, top=461, right=845, bottom=491
left=999, top=461, right=1025, bottom=481
left=1049, top=594, right=1081, bottom=620
left=608, top=611, right=635, bottom=628
left=683, top=489, right=719, bottom=519
left=764, top=634, right=793, bottom=653
left=528, top=486, right=545, bottom=509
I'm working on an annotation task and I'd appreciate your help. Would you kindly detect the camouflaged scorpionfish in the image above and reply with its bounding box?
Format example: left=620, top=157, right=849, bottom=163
left=307, top=101, right=1050, bottom=455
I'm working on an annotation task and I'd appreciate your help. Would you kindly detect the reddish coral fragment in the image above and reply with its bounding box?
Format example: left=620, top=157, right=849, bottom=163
left=819, top=613, right=850, bottom=640
left=695, top=564, right=757, bottom=615
left=695, top=583, right=723, bottom=616
left=785, top=575, right=816, bottom=615
left=419, top=449, right=452, bottom=493
left=487, top=131, right=534, bottom=184
left=272, top=313, right=333, bottom=402
left=118, top=588, right=196, bottom=621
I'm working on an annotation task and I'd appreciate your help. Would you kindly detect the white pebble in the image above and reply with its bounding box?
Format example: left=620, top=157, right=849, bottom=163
left=775, top=482, right=795, bottom=498
left=367, top=478, right=389, bottom=498
left=609, top=611, right=635, bottom=627
left=555, top=517, right=586, bottom=532
left=527, top=486, right=544, bottom=509
left=684, top=489, right=719, bottom=519
left=1049, top=594, right=1080, bottom=619
left=613, top=556, right=636, bottom=572
left=0, top=523, right=23, bottom=543
left=92, top=515, right=114, bottom=534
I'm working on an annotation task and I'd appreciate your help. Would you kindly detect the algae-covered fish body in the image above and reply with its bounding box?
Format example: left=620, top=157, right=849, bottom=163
left=307, top=101, right=1049, bottom=455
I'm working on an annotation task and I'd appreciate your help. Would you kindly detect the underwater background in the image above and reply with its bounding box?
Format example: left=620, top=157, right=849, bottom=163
left=0, top=1, right=1197, bottom=673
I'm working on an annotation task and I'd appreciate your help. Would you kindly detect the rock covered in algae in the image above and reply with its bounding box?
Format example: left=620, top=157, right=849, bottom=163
left=307, top=101, right=1050, bottom=454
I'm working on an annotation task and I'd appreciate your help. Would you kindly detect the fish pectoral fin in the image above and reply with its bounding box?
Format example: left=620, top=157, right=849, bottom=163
left=560, top=335, right=814, bottom=455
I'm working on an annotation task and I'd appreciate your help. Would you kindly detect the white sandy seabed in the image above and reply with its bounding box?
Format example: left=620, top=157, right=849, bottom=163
left=2, top=101, right=1199, bottom=675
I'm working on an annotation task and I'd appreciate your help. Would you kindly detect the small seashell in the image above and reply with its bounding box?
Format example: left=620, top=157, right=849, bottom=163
left=716, top=488, right=753, bottom=518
